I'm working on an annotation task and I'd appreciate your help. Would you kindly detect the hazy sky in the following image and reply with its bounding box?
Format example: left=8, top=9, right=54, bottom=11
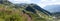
left=8, top=0, right=60, bottom=8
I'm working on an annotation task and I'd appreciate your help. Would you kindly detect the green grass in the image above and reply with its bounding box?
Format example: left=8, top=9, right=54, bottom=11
left=0, top=4, right=54, bottom=21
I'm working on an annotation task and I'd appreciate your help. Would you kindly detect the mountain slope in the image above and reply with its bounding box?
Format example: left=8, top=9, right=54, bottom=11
left=0, top=0, right=53, bottom=21
left=14, top=3, right=53, bottom=21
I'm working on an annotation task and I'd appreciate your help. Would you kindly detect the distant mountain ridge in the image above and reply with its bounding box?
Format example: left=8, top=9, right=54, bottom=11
left=43, top=5, right=60, bottom=18
left=43, top=5, right=60, bottom=13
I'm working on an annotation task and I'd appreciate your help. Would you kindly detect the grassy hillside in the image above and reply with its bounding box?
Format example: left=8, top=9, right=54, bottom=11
left=0, top=0, right=54, bottom=21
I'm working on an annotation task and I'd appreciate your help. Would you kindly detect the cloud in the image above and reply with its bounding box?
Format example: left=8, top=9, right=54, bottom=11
left=8, top=0, right=31, bottom=3
left=8, top=0, right=41, bottom=4
left=40, top=0, right=60, bottom=8
left=8, top=0, right=60, bottom=8
left=8, top=0, right=42, bottom=7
